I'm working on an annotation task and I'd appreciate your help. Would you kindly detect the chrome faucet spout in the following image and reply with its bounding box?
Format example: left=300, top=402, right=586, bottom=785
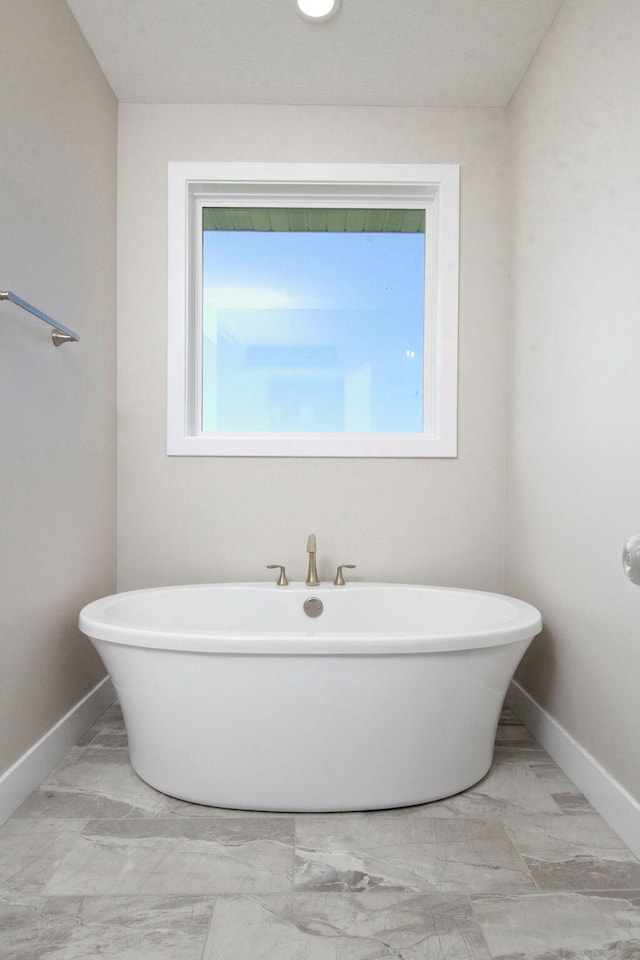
left=306, top=533, right=320, bottom=586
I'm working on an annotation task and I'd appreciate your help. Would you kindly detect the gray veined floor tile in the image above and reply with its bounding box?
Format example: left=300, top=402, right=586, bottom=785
left=96, top=700, right=124, bottom=724
left=0, top=894, right=214, bottom=960
left=492, top=744, right=549, bottom=763
left=75, top=700, right=123, bottom=746
left=494, top=721, right=539, bottom=741
left=492, top=735, right=549, bottom=764
left=83, top=729, right=130, bottom=749
left=528, top=760, right=595, bottom=813
left=471, top=892, right=640, bottom=960
left=498, top=707, right=522, bottom=725
left=548, top=791, right=596, bottom=815
left=4, top=698, right=640, bottom=958
left=203, top=892, right=492, bottom=960
left=503, top=814, right=640, bottom=891
left=493, top=721, right=549, bottom=761
left=43, top=817, right=295, bottom=896
left=294, top=817, right=536, bottom=894
left=16, top=743, right=287, bottom=821
left=14, top=748, right=181, bottom=820
left=405, top=758, right=563, bottom=819
left=0, top=819, right=87, bottom=896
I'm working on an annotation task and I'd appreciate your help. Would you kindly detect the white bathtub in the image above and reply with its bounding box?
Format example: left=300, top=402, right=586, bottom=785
left=79, top=582, right=542, bottom=812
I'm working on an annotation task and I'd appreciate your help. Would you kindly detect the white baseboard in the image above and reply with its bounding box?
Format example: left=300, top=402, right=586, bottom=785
left=0, top=676, right=116, bottom=827
left=507, top=680, right=640, bottom=859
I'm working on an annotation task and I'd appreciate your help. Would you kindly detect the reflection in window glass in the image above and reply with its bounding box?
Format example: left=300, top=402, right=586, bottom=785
left=202, top=209, right=425, bottom=434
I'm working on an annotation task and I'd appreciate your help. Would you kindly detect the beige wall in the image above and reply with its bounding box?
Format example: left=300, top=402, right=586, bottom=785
left=0, top=0, right=117, bottom=772
left=117, top=104, right=508, bottom=591
left=506, top=0, right=640, bottom=801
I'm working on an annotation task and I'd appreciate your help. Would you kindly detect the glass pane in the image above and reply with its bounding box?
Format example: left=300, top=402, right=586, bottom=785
left=202, top=212, right=425, bottom=434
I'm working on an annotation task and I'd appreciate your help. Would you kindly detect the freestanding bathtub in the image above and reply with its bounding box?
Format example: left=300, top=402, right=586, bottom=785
left=79, top=582, right=541, bottom=812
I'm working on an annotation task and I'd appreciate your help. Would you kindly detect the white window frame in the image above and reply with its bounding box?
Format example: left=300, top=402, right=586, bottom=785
left=167, top=161, right=459, bottom=457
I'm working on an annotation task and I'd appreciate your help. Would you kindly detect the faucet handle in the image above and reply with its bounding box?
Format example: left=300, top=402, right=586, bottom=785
left=267, top=564, right=289, bottom=587
left=333, top=564, right=356, bottom=586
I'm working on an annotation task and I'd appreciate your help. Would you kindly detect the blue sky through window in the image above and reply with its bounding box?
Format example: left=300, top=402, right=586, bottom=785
left=202, top=227, right=425, bottom=434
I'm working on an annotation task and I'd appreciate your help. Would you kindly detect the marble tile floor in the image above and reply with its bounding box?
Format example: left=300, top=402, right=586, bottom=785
left=1, top=702, right=639, bottom=959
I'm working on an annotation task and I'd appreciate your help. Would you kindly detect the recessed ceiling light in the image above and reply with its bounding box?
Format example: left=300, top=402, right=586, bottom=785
left=296, top=0, right=341, bottom=22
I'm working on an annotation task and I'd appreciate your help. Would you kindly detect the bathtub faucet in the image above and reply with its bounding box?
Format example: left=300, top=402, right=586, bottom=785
left=306, top=533, right=320, bottom=586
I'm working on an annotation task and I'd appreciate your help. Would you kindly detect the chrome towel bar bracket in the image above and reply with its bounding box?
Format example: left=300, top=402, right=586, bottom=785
left=0, top=290, right=80, bottom=346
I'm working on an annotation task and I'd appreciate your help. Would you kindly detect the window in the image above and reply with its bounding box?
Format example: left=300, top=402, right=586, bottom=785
left=168, top=162, right=459, bottom=457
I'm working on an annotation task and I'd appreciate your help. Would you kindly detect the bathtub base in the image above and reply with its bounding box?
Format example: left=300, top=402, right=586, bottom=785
left=102, top=642, right=529, bottom=812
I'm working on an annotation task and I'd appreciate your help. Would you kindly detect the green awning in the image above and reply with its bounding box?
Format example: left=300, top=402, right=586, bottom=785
left=203, top=207, right=425, bottom=233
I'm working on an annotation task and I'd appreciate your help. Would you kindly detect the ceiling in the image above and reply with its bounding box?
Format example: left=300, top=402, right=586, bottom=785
left=65, top=0, right=564, bottom=108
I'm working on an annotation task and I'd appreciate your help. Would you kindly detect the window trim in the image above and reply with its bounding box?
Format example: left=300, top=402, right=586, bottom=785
left=167, top=161, right=459, bottom=457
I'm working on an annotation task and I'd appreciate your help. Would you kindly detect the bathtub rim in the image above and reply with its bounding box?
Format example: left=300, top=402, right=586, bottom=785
left=79, top=581, right=542, bottom=656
